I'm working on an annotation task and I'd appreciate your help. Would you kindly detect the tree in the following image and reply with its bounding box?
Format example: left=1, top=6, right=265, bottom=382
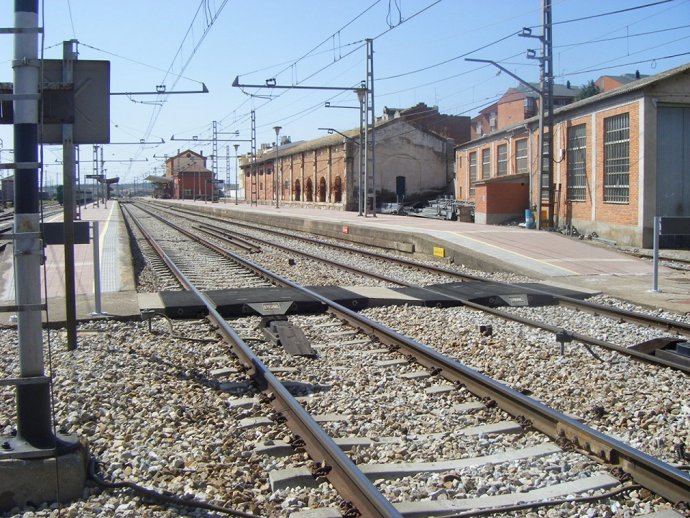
left=576, top=80, right=600, bottom=101
left=56, top=184, right=63, bottom=205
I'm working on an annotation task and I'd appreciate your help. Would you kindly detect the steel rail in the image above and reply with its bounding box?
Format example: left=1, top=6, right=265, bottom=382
left=155, top=206, right=690, bottom=375
left=147, top=200, right=690, bottom=337
left=133, top=202, right=690, bottom=504
left=123, top=203, right=402, bottom=517
left=195, top=226, right=260, bottom=254
left=196, top=224, right=262, bottom=253
left=121, top=204, right=187, bottom=288
left=194, top=220, right=409, bottom=287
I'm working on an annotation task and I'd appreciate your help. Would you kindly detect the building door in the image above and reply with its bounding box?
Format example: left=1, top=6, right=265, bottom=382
left=396, top=176, right=406, bottom=203
left=657, top=106, right=690, bottom=247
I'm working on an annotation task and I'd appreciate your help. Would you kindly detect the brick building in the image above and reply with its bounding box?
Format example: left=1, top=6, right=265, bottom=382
left=164, top=149, right=214, bottom=200
left=471, top=83, right=581, bottom=139
left=455, top=63, right=690, bottom=248
left=241, top=108, right=468, bottom=211
left=595, top=71, right=647, bottom=93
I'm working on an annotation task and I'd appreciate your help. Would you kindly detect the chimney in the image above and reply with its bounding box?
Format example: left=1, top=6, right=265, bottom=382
left=566, top=80, right=571, bottom=89
left=635, top=70, right=640, bottom=79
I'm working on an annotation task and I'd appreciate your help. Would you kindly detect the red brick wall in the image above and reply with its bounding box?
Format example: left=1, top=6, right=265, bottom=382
left=497, top=99, right=525, bottom=130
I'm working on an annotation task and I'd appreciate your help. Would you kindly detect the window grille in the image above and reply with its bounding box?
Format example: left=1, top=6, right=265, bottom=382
left=603, top=113, right=629, bottom=203
left=481, top=148, right=490, bottom=179
left=497, top=144, right=508, bottom=176
left=469, top=152, right=477, bottom=196
left=516, top=139, right=528, bottom=175
left=567, top=124, right=587, bottom=201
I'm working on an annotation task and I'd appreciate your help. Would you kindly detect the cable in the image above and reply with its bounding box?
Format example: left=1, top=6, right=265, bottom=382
left=378, top=30, right=519, bottom=81
left=527, top=0, right=676, bottom=28
left=88, top=458, right=262, bottom=518
left=66, top=0, right=76, bottom=38
left=265, top=0, right=381, bottom=83
left=78, top=42, right=205, bottom=86
left=554, top=23, right=690, bottom=49
left=560, top=50, right=690, bottom=77
left=372, top=0, right=443, bottom=41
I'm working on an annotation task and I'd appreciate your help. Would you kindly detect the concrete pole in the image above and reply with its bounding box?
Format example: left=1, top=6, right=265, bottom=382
left=234, top=144, right=239, bottom=205
left=273, top=126, right=281, bottom=209
left=356, top=87, right=366, bottom=216
left=13, top=0, right=53, bottom=447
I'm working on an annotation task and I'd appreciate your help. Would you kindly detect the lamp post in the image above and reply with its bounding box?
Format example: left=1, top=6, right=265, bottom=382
left=234, top=144, right=240, bottom=205
left=273, top=126, right=281, bottom=208
left=356, top=86, right=367, bottom=217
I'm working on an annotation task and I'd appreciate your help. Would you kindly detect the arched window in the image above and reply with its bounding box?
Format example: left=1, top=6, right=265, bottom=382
left=333, top=176, right=342, bottom=203
left=318, top=177, right=327, bottom=202
left=305, top=178, right=313, bottom=202
left=294, top=179, right=301, bottom=201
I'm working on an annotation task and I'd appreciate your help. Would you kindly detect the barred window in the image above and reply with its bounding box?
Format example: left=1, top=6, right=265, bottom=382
left=603, top=113, right=629, bottom=203
left=497, top=144, right=508, bottom=176
left=469, top=152, right=477, bottom=196
left=481, top=148, right=491, bottom=178
left=515, top=139, right=528, bottom=175
left=567, top=124, right=587, bottom=201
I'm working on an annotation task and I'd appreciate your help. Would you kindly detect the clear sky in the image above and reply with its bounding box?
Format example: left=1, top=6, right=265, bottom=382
left=1, top=0, right=689, bottom=186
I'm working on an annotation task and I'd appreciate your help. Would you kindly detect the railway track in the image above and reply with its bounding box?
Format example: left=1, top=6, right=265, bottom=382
left=139, top=201, right=690, bottom=373
left=120, top=201, right=690, bottom=516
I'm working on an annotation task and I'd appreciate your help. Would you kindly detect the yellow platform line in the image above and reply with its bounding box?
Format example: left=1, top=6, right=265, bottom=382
left=444, top=231, right=580, bottom=275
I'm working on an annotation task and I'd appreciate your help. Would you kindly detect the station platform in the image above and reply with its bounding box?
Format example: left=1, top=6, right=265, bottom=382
left=0, top=201, right=139, bottom=326
left=0, top=198, right=688, bottom=327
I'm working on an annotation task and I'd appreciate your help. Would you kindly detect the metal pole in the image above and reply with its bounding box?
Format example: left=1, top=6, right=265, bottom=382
left=544, top=0, right=555, bottom=228
left=366, top=38, right=377, bottom=217
left=234, top=144, right=239, bottom=205
left=652, top=216, right=660, bottom=292
left=13, top=0, right=54, bottom=448
left=356, top=87, right=366, bottom=216
left=92, top=220, right=102, bottom=314
left=62, top=40, right=78, bottom=351
left=273, top=126, right=281, bottom=209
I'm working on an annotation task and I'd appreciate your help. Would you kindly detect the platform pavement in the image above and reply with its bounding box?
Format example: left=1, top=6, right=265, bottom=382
left=167, top=198, right=690, bottom=315
left=0, top=200, right=139, bottom=325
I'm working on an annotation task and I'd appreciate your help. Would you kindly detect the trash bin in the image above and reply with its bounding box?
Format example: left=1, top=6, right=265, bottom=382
left=525, top=208, right=535, bottom=229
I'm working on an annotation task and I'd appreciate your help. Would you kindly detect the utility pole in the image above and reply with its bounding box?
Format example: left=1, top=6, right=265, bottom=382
left=467, top=0, right=555, bottom=230
left=212, top=121, right=218, bottom=202
left=2, top=6, right=84, bottom=505
left=542, top=0, right=554, bottom=228
left=273, top=126, right=281, bottom=208
left=232, top=41, right=376, bottom=215
left=62, top=39, right=78, bottom=350
left=250, top=110, right=257, bottom=206
left=365, top=38, right=376, bottom=217
left=356, top=86, right=367, bottom=216
left=234, top=143, right=240, bottom=205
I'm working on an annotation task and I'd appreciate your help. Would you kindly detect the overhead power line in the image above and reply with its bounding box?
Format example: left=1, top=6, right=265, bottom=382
left=529, top=0, right=676, bottom=28
left=555, top=23, right=690, bottom=48
left=559, top=50, right=690, bottom=77
left=378, top=30, right=518, bottom=81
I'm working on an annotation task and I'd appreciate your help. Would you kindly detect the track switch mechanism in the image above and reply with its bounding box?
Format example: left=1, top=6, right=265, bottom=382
left=260, top=316, right=316, bottom=357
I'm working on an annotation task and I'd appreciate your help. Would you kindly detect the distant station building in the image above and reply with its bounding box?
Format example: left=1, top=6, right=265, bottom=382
left=147, top=149, right=214, bottom=200
left=455, top=63, right=690, bottom=248
left=241, top=104, right=470, bottom=211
